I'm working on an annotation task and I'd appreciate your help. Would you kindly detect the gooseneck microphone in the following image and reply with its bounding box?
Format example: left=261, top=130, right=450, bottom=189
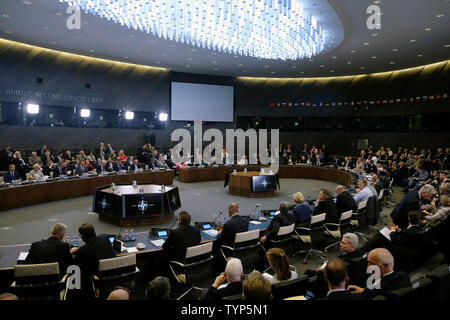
left=168, top=215, right=178, bottom=230
left=249, top=203, right=261, bottom=219
left=212, top=211, right=223, bottom=226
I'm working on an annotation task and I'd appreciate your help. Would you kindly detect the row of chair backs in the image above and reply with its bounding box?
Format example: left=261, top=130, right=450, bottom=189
left=14, top=262, right=60, bottom=286
left=271, top=274, right=309, bottom=300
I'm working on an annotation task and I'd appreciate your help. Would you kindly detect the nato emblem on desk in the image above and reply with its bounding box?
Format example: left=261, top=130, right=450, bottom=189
left=132, top=196, right=155, bottom=214
left=252, top=175, right=277, bottom=192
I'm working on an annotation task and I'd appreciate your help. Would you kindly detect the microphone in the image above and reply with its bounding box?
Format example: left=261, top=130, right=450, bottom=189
left=168, top=215, right=178, bottom=230
left=212, top=211, right=223, bottom=227
left=249, top=203, right=261, bottom=220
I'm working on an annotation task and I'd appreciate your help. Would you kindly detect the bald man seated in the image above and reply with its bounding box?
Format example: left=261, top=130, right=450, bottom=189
left=335, top=185, right=357, bottom=214
left=106, top=288, right=130, bottom=300
left=347, top=248, right=411, bottom=299
left=216, top=203, right=249, bottom=247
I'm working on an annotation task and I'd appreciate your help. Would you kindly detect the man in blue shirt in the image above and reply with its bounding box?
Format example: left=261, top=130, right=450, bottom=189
left=353, top=179, right=373, bottom=205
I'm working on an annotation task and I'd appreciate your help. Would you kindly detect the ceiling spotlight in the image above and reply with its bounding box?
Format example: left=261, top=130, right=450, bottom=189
left=125, top=111, right=134, bottom=120
left=26, top=104, right=39, bottom=114
left=417, top=54, right=423, bottom=57
left=364, top=42, right=370, bottom=46
left=392, top=48, right=399, bottom=52
left=159, top=113, right=168, bottom=122
left=372, top=56, right=377, bottom=59
left=410, top=39, right=416, bottom=43
left=80, top=108, right=91, bottom=118
left=436, top=14, right=444, bottom=18
left=425, top=27, right=432, bottom=31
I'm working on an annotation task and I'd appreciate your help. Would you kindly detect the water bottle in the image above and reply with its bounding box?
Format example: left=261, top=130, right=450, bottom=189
left=233, top=169, right=237, bottom=174
left=124, top=230, right=129, bottom=242
left=66, top=236, right=71, bottom=246
left=132, top=180, right=137, bottom=189
left=73, top=235, right=78, bottom=247
left=244, top=168, right=247, bottom=173
left=130, top=229, right=136, bottom=241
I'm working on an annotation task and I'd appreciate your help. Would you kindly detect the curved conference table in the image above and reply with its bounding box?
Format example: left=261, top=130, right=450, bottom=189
left=0, top=170, right=175, bottom=212
left=179, top=164, right=353, bottom=187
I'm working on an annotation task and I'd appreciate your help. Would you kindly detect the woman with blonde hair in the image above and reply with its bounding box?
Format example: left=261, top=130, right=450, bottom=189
left=292, top=191, right=312, bottom=223
left=28, top=163, right=43, bottom=181
left=264, top=248, right=297, bottom=284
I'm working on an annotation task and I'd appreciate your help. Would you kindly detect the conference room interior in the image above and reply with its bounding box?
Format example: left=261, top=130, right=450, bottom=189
left=0, top=0, right=449, bottom=305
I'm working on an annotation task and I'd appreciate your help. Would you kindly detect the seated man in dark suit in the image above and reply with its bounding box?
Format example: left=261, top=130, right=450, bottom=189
left=3, top=163, right=22, bottom=183
left=335, top=185, right=357, bottom=215
left=347, top=248, right=411, bottom=299
left=25, top=223, right=73, bottom=276
left=313, top=188, right=338, bottom=224
left=203, top=258, right=243, bottom=301
left=0, top=143, right=13, bottom=170
left=391, top=184, right=434, bottom=229
left=306, top=232, right=364, bottom=298
left=216, top=203, right=249, bottom=248
left=260, top=201, right=295, bottom=246
left=72, top=223, right=116, bottom=298
left=162, top=211, right=201, bottom=261
left=320, top=259, right=365, bottom=300
left=362, top=211, right=425, bottom=252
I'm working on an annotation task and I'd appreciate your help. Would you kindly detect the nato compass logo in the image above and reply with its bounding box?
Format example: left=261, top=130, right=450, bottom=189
left=259, top=178, right=270, bottom=189
left=171, top=195, right=177, bottom=206
left=132, top=196, right=154, bottom=214
left=99, top=197, right=110, bottom=212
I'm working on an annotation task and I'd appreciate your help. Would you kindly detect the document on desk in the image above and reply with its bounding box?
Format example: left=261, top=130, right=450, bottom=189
left=125, top=247, right=138, bottom=253
left=203, top=229, right=219, bottom=237
left=150, top=239, right=165, bottom=247
left=249, top=221, right=262, bottom=225
left=379, top=227, right=393, bottom=241
left=18, top=252, right=29, bottom=261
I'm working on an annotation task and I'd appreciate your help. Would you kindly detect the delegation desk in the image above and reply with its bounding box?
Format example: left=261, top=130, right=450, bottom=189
left=179, top=164, right=352, bottom=186
left=0, top=170, right=175, bottom=211
left=0, top=220, right=270, bottom=291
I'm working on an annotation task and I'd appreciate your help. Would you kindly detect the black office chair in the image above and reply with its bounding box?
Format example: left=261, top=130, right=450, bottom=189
left=324, top=210, right=353, bottom=252
left=350, top=200, right=369, bottom=241
left=346, top=256, right=369, bottom=288
left=426, top=264, right=450, bottom=301
left=169, top=242, right=214, bottom=300
left=93, top=254, right=140, bottom=299
left=267, top=223, right=295, bottom=255
left=380, top=276, right=435, bottom=300
left=220, top=229, right=261, bottom=272
left=294, top=213, right=327, bottom=264
left=271, top=274, right=309, bottom=300
left=11, top=262, right=68, bottom=300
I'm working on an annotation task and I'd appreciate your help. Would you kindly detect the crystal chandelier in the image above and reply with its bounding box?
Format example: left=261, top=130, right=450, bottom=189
left=60, top=0, right=325, bottom=60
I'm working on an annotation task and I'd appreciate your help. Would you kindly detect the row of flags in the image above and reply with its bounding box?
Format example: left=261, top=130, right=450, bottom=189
left=269, top=93, right=448, bottom=107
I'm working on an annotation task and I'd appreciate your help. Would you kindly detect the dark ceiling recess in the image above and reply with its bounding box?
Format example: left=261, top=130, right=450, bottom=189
left=36, top=77, right=43, bottom=84
left=85, top=83, right=91, bottom=89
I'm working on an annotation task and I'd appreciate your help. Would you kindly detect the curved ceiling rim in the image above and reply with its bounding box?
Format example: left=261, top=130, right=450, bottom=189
left=0, top=37, right=449, bottom=81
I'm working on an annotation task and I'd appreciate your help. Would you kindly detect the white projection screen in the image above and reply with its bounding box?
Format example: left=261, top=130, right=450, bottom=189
left=171, top=82, right=234, bottom=122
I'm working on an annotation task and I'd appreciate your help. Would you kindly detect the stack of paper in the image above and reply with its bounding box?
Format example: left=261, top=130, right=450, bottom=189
left=150, top=239, right=165, bottom=247
left=203, top=229, right=219, bottom=237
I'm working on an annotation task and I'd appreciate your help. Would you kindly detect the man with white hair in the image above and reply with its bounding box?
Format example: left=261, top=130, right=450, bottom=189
left=391, top=184, right=435, bottom=229
left=203, top=258, right=244, bottom=301
left=347, top=248, right=411, bottom=299
left=339, top=233, right=364, bottom=261
left=25, top=223, right=73, bottom=276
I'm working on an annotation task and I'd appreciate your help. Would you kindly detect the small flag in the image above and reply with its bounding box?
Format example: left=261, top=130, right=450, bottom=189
left=403, top=98, right=408, bottom=103
left=269, top=102, right=275, bottom=107
left=300, top=102, right=305, bottom=106
left=389, top=99, right=394, bottom=103
left=376, top=100, right=381, bottom=104
left=369, top=101, right=375, bottom=104
left=443, top=93, right=448, bottom=99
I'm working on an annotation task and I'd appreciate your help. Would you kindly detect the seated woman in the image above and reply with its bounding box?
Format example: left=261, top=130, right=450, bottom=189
left=424, top=194, right=450, bottom=226
left=28, top=163, right=44, bottom=181
left=291, top=192, right=312, bottom=224
left=118, top=150, right=128, bottom=162
left=85, top=159, right=95, bottom=173
left=263, top=248, right=297, bottom=284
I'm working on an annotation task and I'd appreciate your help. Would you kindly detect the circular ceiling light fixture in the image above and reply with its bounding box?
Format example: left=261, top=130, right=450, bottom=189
left=61, top=0, right=326, bottom=60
